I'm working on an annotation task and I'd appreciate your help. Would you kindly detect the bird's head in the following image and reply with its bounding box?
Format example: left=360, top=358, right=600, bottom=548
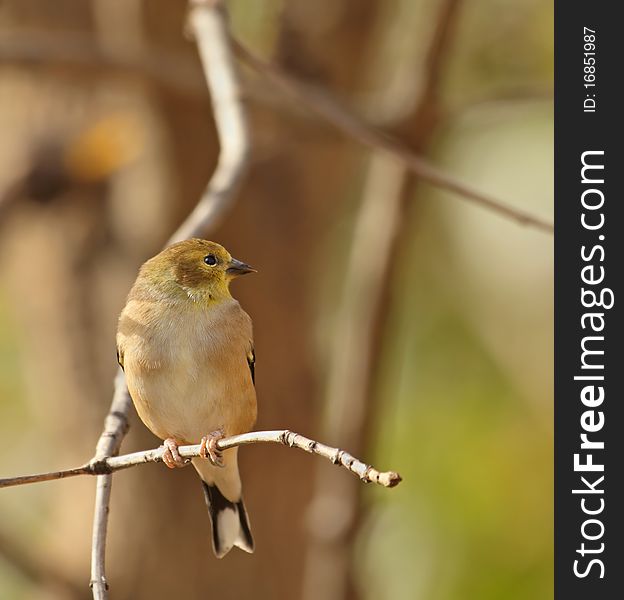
left=138, top=239, right=255, bottom=303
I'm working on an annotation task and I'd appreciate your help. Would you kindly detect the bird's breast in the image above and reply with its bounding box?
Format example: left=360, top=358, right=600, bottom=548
left=118, top=299, right=256, bottom=442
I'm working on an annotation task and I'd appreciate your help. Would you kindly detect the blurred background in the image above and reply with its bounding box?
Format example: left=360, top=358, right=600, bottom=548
left=0, top=1, right=552, bottom=599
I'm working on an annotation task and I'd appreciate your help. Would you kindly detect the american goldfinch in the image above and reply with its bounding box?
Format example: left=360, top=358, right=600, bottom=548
left=116, top=239, right=257, bottom=558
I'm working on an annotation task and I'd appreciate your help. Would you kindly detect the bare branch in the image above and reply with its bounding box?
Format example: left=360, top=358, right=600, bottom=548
left=168, top=0, right=250, bottom=244
left=89, top=371, right=131, bottom=598
left=88, top=1, right=250, bottom=598
left=0, top=430, right=402, bottom=490
left=0, top=466, right=90, bottom=489
left=0, top=30, right=551, bottom=233
left=232, top=38, right=553, bottom=234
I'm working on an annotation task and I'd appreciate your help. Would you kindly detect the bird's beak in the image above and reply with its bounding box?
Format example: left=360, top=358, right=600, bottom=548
left=226, top=257, right=256, bottom=277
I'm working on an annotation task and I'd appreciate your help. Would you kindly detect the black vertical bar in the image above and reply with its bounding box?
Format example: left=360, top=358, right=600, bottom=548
left=555, top=2, right=623, bottom=598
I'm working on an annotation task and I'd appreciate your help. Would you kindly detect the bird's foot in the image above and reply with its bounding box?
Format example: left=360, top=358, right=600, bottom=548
left=162, top=438, right=189, bottom=469
left=199, top=429, right=225, bottom=467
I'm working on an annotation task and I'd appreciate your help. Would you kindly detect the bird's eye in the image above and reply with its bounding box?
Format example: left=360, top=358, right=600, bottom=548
left=204, top=254, right=217, bottom=266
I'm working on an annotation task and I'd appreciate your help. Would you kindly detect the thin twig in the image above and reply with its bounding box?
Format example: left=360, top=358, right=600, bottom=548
left=88, top=1, right=250, bottom=598
left=232, top=38, right=553, bottom=234
left=0, top=466, right=90, bottom=489
left=0, top=430, right=402, bottom=490
left=1, top=30, right=551, bottom=232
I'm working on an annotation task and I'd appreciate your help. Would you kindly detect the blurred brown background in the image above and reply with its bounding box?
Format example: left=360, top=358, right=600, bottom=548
left=0, top=1, right=552, bottom=599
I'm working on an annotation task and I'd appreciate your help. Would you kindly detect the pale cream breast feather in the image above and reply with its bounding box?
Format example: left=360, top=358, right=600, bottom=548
left=117, top=297, right=257, bottom=443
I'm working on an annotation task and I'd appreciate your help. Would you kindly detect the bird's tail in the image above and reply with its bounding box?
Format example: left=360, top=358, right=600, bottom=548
left=201, top=480, right=254, bottom=558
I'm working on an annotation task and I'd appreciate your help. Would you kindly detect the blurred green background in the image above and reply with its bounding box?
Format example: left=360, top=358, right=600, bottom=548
left=0, top=1, right=552, bottom=599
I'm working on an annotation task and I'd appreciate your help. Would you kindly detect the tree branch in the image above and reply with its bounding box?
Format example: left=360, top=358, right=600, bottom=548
left=168, top=0, right=250, bottom=244
left=90, top=371, right=131, bottom=598
left=0, top=29, right=552, bottom=233
left=232, top=37, right=553, bottom=234
left=88, top=1, right=250, bottom=598
left=0, top=430, right=402, bottom=490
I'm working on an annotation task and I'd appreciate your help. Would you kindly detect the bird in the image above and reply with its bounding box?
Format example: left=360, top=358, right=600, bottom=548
left=116, top=239, right=257, bottom=558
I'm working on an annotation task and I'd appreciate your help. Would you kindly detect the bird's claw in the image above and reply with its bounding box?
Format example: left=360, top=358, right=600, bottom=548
left=162, top=438, right=189, bottom=469
left=199, top=429, right=225, bottom=467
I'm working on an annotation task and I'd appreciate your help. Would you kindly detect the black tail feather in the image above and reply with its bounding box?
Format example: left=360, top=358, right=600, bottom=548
left=201, top=481, right=254, bottom=558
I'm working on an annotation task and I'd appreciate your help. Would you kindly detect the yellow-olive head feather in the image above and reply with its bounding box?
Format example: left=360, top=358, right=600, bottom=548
left=131, top=239, right=255, bottom=304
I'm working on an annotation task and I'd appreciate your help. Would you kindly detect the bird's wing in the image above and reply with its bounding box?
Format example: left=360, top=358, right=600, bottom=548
left=116, top=347, right=125, bottom=371
left=246, top=345, right=255, bottom=385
